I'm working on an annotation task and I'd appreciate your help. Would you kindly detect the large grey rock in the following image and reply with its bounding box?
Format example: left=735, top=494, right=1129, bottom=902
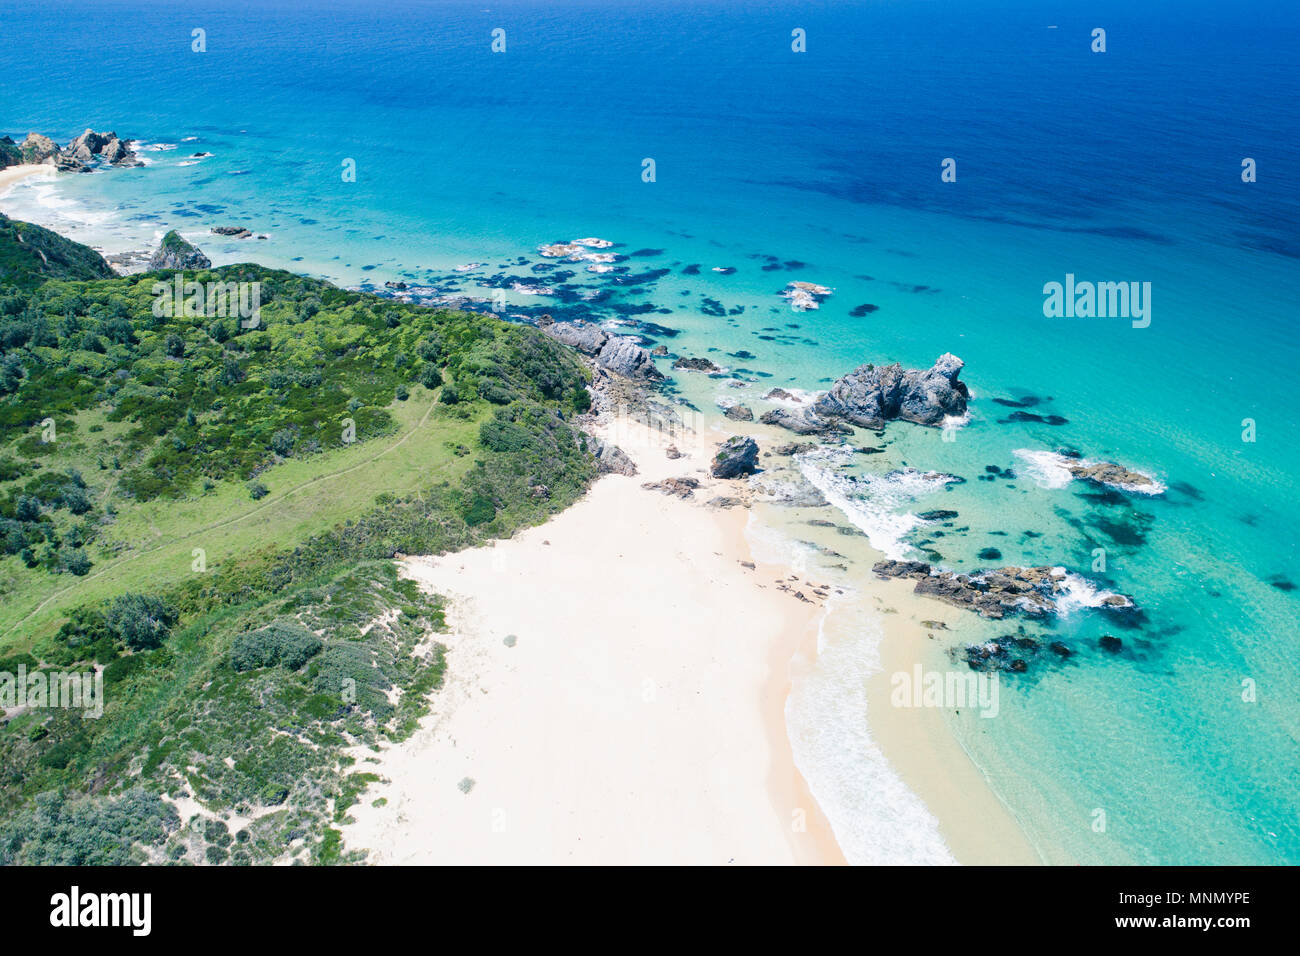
left=20, top=133, right=59, bottom=164
left=542, top=320, right=663, bottom=381
left=597, top=334, right=663, bottom=381
left=758, top=407, right=847, bottom=436
left=813, top=353, right=968, bottom=429
left=148, top=230, right=211, bottom=271
left=710, top=435, right=759, bottom=479
left=542, top=320, right=609, bottom=355
left=100, top=136, right=141, bottom=166
left=58, top=129, right=140, bottom=169
left=1067, top=461, right=1157, bottom=492
left=591, top=438, right=637, bottom=476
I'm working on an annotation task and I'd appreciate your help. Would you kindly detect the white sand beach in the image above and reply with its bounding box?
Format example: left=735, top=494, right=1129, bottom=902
left=344, top=414, right=1040, bottom=865
left=344, top=417, right=845, bottom=864
left=0, top=163, right=54, bottom=198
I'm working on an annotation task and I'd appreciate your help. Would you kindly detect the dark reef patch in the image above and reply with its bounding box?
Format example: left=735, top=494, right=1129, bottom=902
left=998, top=410, right=1069, bottom=426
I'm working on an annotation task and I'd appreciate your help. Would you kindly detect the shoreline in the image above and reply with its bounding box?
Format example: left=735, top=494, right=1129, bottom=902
left=6, top=160, right=1044, bottom=865
left=862, top=578, right=1043, bottom=864
left=343, top=417, right=845, bottom=864
left=0, top=163, right=55, bottom=198
left=342, top=405, right=1043, bottom=865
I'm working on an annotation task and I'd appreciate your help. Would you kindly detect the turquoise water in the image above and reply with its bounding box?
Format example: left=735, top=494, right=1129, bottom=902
left=3, top=0, right=1297, bottom=863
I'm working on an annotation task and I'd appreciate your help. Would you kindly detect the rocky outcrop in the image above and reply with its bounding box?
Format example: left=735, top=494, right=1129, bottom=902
left=642, top=476, right=699, bottom=498
left=672, top=356, right=722, bottom=373
left=723, top=404, right=754, bottom=421
left=710, top=436, right=759, bottom=479
left=813, top=353, right=968, bottom=428
left=759, top=407, right=849, bottom=437
left=541, top=320, right=663, bottom=382
left=760, top=354, right=968, bottom=435
left=2, top=129, right=141, bottom=172
left=212, top=226, right=254, bottom=238
left=62, top=129, right=142, bottom=169
left=147, top=230, right=211, bottom=271
left=1067, top=461, right=1157, bottom=492
left=781, top=281, right=833, bottom=311
left=99, top=136, right=133, bottom=164
left=872, top=560, right=1135, bottom=620
left=597, top=335, right=662, bottom=380
left=962, top=634, right=1041, bottom=673
left=543, top=320, right=609, bottom=355
left=591, top=438, right=637, bottom=477
left=19, top=133, right=59, bottom=164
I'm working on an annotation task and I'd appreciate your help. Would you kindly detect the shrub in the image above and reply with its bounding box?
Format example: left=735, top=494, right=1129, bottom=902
left=269, top=427, right=297, bottom=457
left=105, top=592, right=178, bottom=650
left=229, top=620, right=323, bottom=672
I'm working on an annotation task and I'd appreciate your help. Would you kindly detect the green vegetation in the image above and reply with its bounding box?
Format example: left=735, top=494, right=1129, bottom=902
left=0, top=218, right=599, bottom=863
left=0, top=212, right=115, bottom=290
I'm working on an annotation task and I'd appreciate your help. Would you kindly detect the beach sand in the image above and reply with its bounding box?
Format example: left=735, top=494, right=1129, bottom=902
left=344, top=417, right=844, bottom=864
left=0, top=163, right=54, bottom=198
left=344, top=413, right=1040, bottom=865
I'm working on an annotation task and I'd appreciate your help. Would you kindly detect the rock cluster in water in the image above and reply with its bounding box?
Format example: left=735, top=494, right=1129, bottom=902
left=872, top=559, right=1134, bottom=620
left=781, top=281, right=833, bottom=311
left=0, top=129, right=142, bottom=172
left=761, top=354, right=969, bottom=434
left=1067, top=460, right=1158, bottom=492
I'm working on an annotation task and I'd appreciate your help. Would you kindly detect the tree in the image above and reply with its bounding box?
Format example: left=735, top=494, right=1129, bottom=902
left=0, top=353, right=23, bottom=394
left=104, top=593, right=178, bottom=650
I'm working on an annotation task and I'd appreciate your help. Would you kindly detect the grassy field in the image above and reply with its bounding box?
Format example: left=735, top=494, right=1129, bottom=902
left=0, top=388, right=484, bottom=644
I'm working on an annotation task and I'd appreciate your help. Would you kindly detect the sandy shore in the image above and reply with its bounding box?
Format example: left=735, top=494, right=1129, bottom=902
left=344, top=403, right=1043, bottom=865
left=0, top=163, right=54, bottom=199
left=860, top=579, right=1042, bottom=864
left=344, top=417, right=845, bottom=864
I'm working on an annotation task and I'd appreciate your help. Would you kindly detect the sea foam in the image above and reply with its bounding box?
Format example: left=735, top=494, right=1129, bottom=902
left=796, top=447, right=959, bottom=559
left=1014, top=449, right=1166, bottom=495
left=785, top=594, right=958, bottom=865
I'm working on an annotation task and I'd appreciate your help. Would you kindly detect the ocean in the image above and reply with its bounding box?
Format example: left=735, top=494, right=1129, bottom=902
left=3, top=0, right=1297, bottom=864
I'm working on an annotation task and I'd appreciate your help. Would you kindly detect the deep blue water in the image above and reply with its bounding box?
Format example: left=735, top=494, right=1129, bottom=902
left=2, top=0, right=1297, bottom=864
